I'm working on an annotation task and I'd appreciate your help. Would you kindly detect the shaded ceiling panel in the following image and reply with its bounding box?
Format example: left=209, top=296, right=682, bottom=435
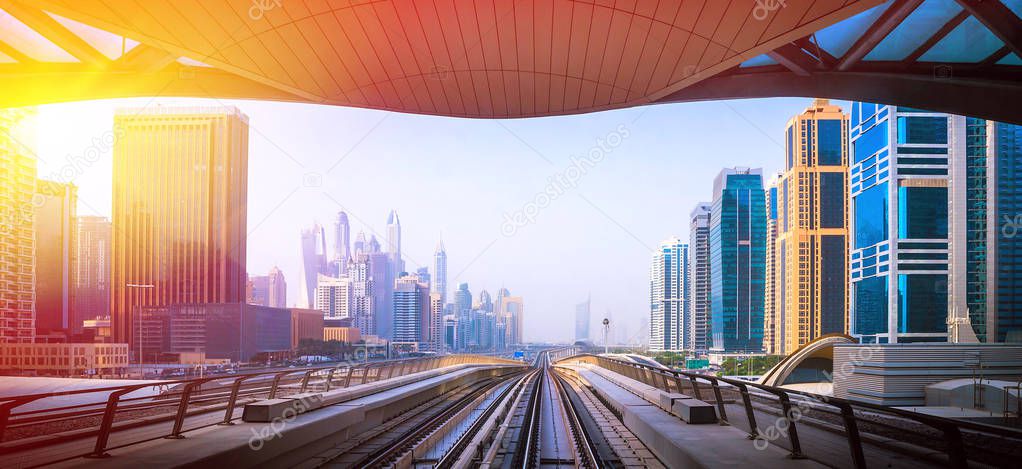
left=813, top=2, right=891, bottom=58
left=919, top=16, right=1005, bottom=63
left=864, top=0, right=962, bottom=61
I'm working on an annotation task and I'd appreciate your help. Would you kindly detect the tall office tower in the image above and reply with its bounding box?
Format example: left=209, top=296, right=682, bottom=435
left=478, top=289, right=493, bottom=313
left=649, top=238, right=688, bottom=352
left=111, top=107, right=249, bottom=348
left=415, top=267, right=430, bottom=286
left=949, top=118, right=1022, bottom=343
left=775, top=99, right=850, bottom=354
left=443, top=314, right=457, bottom=351
left=454, top=283, right=472, bottom=350
left=688, top=203, right=712, bottom=355
left=392, top=274, right=429, bottom=345
left=710, top=167, right=766, bottom=353
left=427, top=292, right=443, bottom=352
left=75, top=216, right=112, bottom=329
left=575, top=296, right=591, bottom=342
left=502, top=295, right=525, bottom=346
left=763, top=175, right=782, bottom=355
left=368, top=234, right=381, bottom=253
left=386, top=210, right=404, bottom=273
left=315, top=274, right=352, bottom=319
left=333, top=212, right=351, bottom=276
left=299, top=223, right=330, bottom=308
left=0, top=108, right=36, bottom=343
left=353, top=231, right=367, bottom=254
left=850, top=104, right=950, bottom=344
left=347, top=252, right=375, bottom=335
left=266, top=266, right=287, bottom=308
left=493, top=287, right=510, bottom=350
left=368, top=251, right=391, bottom=338
left=34, top=180, right=77, bottom=336
left=433, top=237, right=447, bottom=304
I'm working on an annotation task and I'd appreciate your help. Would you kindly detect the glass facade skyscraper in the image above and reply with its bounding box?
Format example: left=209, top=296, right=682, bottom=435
left=649, top=238, right=688, bottom=352
left=950, top=118, right=1022, bottom=343
left=849, top=103, right=950, bottom=343
left=773, top=99, right=849, bottom=354
left=688, top=203, right=712, bottom=355
left=709, top=168, right=766, bottom=353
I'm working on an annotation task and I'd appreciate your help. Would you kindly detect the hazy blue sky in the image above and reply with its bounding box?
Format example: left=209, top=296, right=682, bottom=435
left=33, top=96, right=848, bottom=343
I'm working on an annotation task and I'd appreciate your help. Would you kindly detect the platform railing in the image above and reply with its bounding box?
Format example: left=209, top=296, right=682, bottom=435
left=557, top=353, right=1022, bottom=469
left=0, top=354, right=519, bottom=461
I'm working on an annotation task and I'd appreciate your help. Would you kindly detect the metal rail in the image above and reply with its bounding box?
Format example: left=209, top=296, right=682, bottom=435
left=0, top=354, right=519, bottom=462
left=559, top=353, right=1022, bottom=469
left=550, top=369, right=600, bottom=468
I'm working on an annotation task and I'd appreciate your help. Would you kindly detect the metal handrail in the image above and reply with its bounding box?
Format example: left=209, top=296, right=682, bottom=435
left=0, top=354, right=519, bottom=462
left=558, top=353, right=1022, bottom=469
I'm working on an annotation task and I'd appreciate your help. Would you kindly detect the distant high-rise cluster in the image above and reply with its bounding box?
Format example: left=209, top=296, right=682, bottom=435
left=653, top=99, right=1022, bottom=359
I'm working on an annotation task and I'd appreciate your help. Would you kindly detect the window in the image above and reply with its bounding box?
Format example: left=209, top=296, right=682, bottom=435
left=818, top=120, right=843, bottom=165
left=854, top=276, right=888, bottom=335
left=897, top=274, right=948, bottom=334
left=854, top=182, right=888, bottom=248
left=897, top=116, right=948, bottom=144
left=898, top=186, right=948, bottom=239
left=854, top=122, right=888, bottom=163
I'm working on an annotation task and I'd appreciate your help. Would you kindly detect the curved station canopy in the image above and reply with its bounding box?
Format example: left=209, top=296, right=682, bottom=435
left=1, top=0, right=1020, bottom=122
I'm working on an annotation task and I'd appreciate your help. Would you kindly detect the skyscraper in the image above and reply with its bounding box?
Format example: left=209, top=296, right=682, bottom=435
left=75, top=216, right=112, bottom=328
left=248, top=267, right=286, bottom=308
left=575, top=296, right=591, bottom=342
left=710, top=167, right=766, bottom=353
left=333, top=211, right=350, bottom=276
left=764, top=175, right=782, bottom=355
left=315, top=274, right=352, bottom=320
left=455, top=283, right=472, bottom=350
left=503, top=295, right=524, bottom=346
left=850, top=103, right=950, bottom=344
left=353, top=230, right=367, bottom=255
left=650, top=238, right=688, bottom=352
left=774, top=99, right=849, bottom=354
left=688, top=203, right=712, bottom=355
left=111, top=106, right=249, bottom=348
left=949, top=118, right=1022, bottom=343
left=368, top=250, right=391, bottom=339
left=34, top=180, right=77, bottom=336
left=298, top=223, right=329, bottom=308
left=387, top=210, right=404, bottom=273
left=427, top=292, right=443, bottom=352
left=434, top=236, right=447, bottom=304
left=347, top=252, right=375, bottom=335
left=0, top=107, right=36, bottom=343
left=392, top=273, right=429, bottom=346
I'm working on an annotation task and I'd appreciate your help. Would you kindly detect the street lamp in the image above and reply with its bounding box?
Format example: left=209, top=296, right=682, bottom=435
left=602, top=318, right=610, bottom=354
left=126, top=283, right=155, bottom=378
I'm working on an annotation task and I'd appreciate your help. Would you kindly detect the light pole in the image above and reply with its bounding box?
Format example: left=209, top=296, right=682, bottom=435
left=602, top=318, right=610, bottom=354
left=126, top=283, right=155, bottom=378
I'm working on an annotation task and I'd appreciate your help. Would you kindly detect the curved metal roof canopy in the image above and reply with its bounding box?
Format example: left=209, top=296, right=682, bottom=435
left=1, top=0, right=1020, bottom=123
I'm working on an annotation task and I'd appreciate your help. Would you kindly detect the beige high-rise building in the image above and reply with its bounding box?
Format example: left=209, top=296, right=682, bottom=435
left=111, top=106, right=249, bottom=348
left=764, top=173, right=783, bottom=355
left=34, top=180, right=77, bottom=336
left=773, top=99, right=849, bottom=354
left=0, top=108, right=36, bottom=343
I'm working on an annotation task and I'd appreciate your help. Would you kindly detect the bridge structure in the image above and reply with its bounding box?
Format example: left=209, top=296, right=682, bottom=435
left=0, top=0, right=1021, bottom=123
left=1, top=349, right=1021, bottom=468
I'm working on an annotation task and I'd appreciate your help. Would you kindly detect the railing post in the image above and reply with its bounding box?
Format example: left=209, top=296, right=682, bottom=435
left=344, top=366, right=355, bottom=387
left=837, top=402, right=867, bottom=469
left=300, top=370, right=314, bottom=392
left=776, top=392, right=804, bottom=459
left=709, top=378, right=729, bottom=426
left=940, top=423, right=968, bottom=468
left=269, top=372, right=289, bottom=399
left=167, top=382, right=201, bottom=439
left=86, top=387, right=136, bottom=458
left=359, top=365, right=370, bottom=384
left=688, top=375, right=704, bottom=400
left=221, top=377, right=247, bottom=425
left=324, top=368, right=336, bottom=391
left=736, top=383, right=759, bottom=439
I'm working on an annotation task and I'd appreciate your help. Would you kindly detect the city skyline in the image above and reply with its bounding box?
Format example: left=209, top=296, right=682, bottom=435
left=33, top=97, right=831, bottom=342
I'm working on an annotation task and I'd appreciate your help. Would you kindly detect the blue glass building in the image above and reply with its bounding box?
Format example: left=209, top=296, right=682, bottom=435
left=950, top=119, right=1022, bottom=343
left=709, top=168, right=766, bottom=353
left=849, top=104, right=950, bottom=343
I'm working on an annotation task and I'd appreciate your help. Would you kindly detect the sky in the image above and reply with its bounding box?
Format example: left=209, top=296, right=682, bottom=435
left=31, top=95, right=848, bottom=343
